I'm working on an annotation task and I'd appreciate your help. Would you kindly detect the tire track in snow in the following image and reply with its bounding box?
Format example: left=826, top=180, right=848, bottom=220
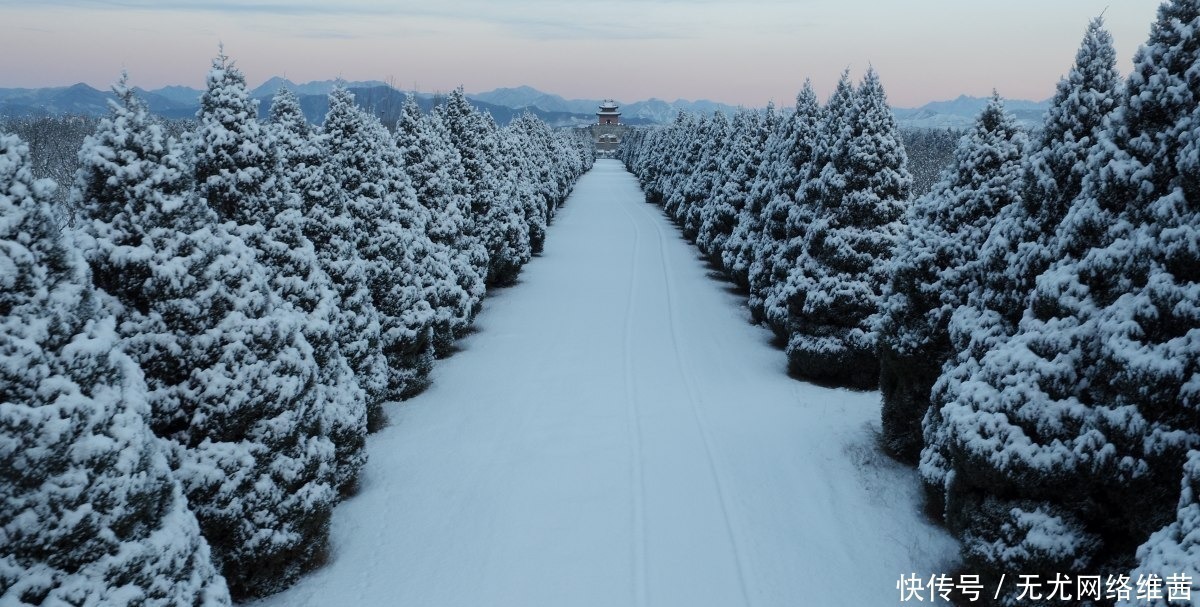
left=624, top=185, right=757, bottom=607
left=613, top=182, right=649, bottom=607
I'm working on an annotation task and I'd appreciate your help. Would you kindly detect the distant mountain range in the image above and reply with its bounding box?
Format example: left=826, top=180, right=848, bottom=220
left=892, top=94, right=1049, bottom=130
left=469, top=85, right=740, bottom=125
left=466, top=86, right=1050, bottom=129
left=0, top=79, right=1050, bottom=131
left=0, top=83, right=186, bottom=118
left=0, top=79, right=599, bottom=128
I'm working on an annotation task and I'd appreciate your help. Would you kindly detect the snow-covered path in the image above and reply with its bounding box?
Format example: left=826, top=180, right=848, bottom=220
left=252, top=159, right=957, bottom=607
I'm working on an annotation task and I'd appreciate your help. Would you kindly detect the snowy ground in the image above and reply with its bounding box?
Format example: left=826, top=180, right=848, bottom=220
left=251, top=159, right=958, bottom=607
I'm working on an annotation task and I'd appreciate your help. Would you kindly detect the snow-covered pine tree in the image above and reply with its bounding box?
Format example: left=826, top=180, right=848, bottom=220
left=656, top=114, right=699, bottom=214
left=619, top=127, right=648, bottom=179
left=0, top=132, right=231, bottom=607
left=436, top=89, right=530, bottom=286
left=911, top=19, right=1117, bottom=470
left=630, top=126, right=659, bottom=194
left=874, top=94, right=1027, bottom=463
left=680, top=111, right=730, bottom=242
left=1122, top=450, right=1200, bottom=607
left=395, top=94, right=483, bottom=356
left=542, top=120, right=581, bottom=215
left=536, top=113, right=583, bottom=226
left=783, top=68, right=910, bottom=388
left=749, top=82, right=822, bottom=331
left=635, top=114, right=686, bottom=205
left=479, top=114, right=533, bottom=286
left=701, top=108, right=769, bottom=270
left=74, top=80, right=336, bottom=599
left=269, top=88, right=368, bottom=491
left=765, top=77, right=845, bottom=339
left=524, top=117, right=559, bottom=229
left=969, top=17, right=1121, bottom=336
left=921, top=1, right=1200, bottom=595
left=192, top=49, right=272, bottom=226
left=559, top=128, right=591, bottom=192
left=495, top=118, right=544, bottom=263
left=1110, top=1, right=1200, bottom=579
left=195, top=53, right=358, bottom=499
left=433, top=88, right=492, bottom=284
left=272, top=88, right=390, bottom=433
left=663, top=112, right=712, bottom=224
left=324, top=86, right=437, bottom=399
left=569, top=126, right=596, bottom=176
left=723, top=101, right=779, bottom=289
left=666, top=114, right=699, bottom=205
left=694, top=108, right=746, bottom=257
left=506, top=113, right=553, bottom=255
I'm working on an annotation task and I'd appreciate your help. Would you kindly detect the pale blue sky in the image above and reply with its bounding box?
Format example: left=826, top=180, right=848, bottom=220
left=0, top=0, right=1164, bottom=107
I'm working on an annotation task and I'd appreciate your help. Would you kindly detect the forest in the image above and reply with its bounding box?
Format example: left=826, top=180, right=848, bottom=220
left=0, top=51, right=592, bottom=604
left=4, top=1, right=1199, bottom=605
left=620, top=8, right=1198, bottom=605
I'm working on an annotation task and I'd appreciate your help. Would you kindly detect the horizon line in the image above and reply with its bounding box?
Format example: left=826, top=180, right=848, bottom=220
left=0, top=78, right=1057, bottom=111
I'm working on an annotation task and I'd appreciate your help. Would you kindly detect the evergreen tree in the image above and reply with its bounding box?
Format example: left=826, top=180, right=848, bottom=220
left=272, top=88, right=390, bottom=432
left=192, top=49, right=272, bottom=226
left=766, top=76, right=848, bottom=338
left=660, top=114, right=699, bottom=213
left=395, top=94, right=483, bottom=356
left=489, top=119, right=539, bottom=278
left=433, top=110, right=493, bottom=301
left=433, top=88, right=489, bottom=273
left=750, top=82, right=822, bottom=331
left=921, top=2, right=1200, bottom=596
left=702, top=108, right=770, bottom=270
left=194, top=51, right=358, bottom=503
left=970, top=17, right=1121, bottom=334
left=1123, top=450, right=1200, bottom=607
left=694, top=108, right=747, bottom=257
left=269, top=88, right=368, bottom=490
left=505, top=114, right=552, bottom=255
left=0, top=132, right=231, bottom=606
left=903, top=21, right=1118, bottom=469
left=784, top=68, right=910, bottom=388
left=479, top=115, right=533, bottom=286
left=324, top=87, right=436, bottom=399
left=638, top=113, right=689, bottom=206
left=436, top=88, right=529, bottom=286
left=679, top=111, right=729, bottom=241
left=874, top=94, right=1027, bottom=463
left=723, top=101, right=779, bottom=289
left=540, top=119, right=580, bottom=215
left=663, top=112, right=715, bottom=224
left=74, top=81, right=336, bottom=599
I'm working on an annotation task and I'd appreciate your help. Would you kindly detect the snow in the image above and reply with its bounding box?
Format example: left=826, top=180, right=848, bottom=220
left=250, top=160, right=956, bottom=607
left=1124, top=450, right=1200, bottom=607
left=2, top=131, right=229, bottom=606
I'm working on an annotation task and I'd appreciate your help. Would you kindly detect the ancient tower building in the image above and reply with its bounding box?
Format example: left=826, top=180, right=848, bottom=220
left=592, top=99, right=623, bottom=156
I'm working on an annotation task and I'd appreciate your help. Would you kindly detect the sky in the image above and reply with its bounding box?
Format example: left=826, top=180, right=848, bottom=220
left=0, top=0, right=1165, bottom=108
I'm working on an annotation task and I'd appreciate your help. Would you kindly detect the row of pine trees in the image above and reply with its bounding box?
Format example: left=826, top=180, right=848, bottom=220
left=622, top=65, right=908, bottom=390
left=0, top=51, right=593, bottom=604
left=622, top=2, right=1198, bottom=604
